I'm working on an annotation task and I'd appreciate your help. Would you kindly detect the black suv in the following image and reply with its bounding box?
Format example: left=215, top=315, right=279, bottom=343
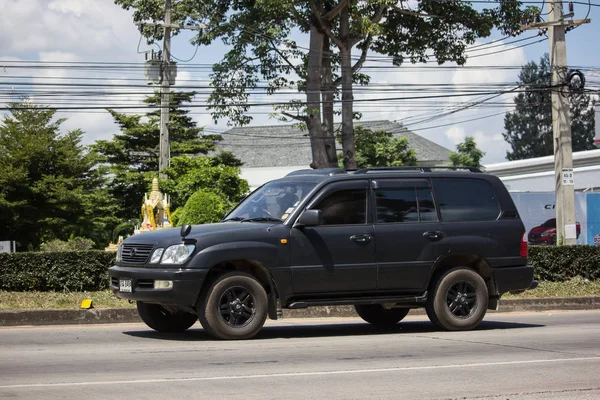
left=110, top=167, right=536, bottom=340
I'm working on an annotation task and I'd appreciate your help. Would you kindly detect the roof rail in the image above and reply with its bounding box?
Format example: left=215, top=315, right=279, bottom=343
left=285, top=168, right=347, bottom=177
left=352, top=166, right=482, bottom=174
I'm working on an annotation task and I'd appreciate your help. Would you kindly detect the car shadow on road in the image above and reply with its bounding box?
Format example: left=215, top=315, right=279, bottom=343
left=122, top=319, right=544, bottom=342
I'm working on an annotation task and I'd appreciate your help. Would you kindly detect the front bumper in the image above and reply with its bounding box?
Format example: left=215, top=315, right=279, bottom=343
left=109, top=265, right=208, bottom=306
left=492, top=265, right=536, bottom=295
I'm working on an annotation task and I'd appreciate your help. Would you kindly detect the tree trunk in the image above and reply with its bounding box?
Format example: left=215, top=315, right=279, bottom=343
left=306, top=23, right=329, bottom=169
left=339, top=5, right=357, bottom=169
left=321, top=36, right=338, bottom=167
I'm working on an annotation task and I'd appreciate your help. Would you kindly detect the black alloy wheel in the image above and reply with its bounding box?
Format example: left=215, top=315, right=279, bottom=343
left=218, top=286, right=256, bottom=328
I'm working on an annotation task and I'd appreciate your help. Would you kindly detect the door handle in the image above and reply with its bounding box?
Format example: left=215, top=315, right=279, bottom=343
left=423, top=231, right=443, bottom=241
left=350, top=234, right=372, bottom=243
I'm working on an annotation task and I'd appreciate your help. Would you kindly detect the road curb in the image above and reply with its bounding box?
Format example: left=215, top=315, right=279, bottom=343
left=1, top=297, right=598, bottom=327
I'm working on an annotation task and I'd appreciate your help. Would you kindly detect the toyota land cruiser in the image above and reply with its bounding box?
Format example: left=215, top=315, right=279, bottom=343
left=109, top=166, right=537, bottom=340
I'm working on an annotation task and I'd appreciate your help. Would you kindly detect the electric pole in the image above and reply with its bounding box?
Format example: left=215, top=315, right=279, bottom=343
left=521, top=1, right=590, bottom=245
left=159, top=0, right=172, bottom=180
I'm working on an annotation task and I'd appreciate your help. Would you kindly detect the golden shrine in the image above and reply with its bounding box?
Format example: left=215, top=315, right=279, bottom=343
left=137, top=178, right=173, bottom=233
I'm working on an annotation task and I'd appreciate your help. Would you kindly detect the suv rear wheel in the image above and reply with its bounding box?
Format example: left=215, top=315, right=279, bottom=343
left=136, top=302, right=198, bottom=332
left=354, top=304, right=410, bottom=327
left=426, top=267, right=488, bottom=331
left=198, top=272, right=268, bottom=340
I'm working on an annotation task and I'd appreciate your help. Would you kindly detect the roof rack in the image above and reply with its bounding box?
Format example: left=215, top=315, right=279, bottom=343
left=285, top=168, right=347, bottom=177
left=352, top=166, right=482, bottom=174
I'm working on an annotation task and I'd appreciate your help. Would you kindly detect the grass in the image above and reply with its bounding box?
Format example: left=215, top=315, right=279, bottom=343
left=0, top=290, right=135, bottom=311
left=1, top=278, right=599, bottom=311
left=502, top=276, right=600, bottom=299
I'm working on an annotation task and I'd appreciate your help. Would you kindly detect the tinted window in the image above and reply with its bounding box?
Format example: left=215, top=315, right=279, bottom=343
left=375, top=187, right=438, bottom=223
left=375, top=189, right=418, bottom=223
left=433, top=178, right=500, bottom=222
left=418, top=188, right=438, bottom=222
left=312, top=189, right=367, bottom=225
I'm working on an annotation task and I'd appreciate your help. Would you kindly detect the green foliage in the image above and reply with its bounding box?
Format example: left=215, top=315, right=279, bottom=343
left=342, top=126, right=418, bottom=168
left=449, top=136, right=485, bottom=168
left=161, top=155, right=249, bottom=210
left=112, top=220, right=139, bottom=243
left=0, top=100, right=120, bottom=250
left=40, top=237, right=95, bottom=252
left=529, top=245, right=600, bottom=282
left=115, top=0, right=533, bottom=169
left=93, top=91, right=221, bottom=219
left=503, top=54, right=596, bottom=160
left=177, top=189, right=232, bottom=225
left=0, top=251, right=114, bottom=292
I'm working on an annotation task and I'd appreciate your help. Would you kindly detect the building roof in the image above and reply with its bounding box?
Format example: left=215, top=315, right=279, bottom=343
left=217, top=120, right=452, bottom=168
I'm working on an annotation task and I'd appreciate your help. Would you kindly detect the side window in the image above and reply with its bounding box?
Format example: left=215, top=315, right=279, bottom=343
left=312, top=189, right=367, bottom=225
left=375, top=187, right=438, bottom=223
left=418, top=188, right=437, bottom=222
left=432, top=178, right=500, bottom=222
left=375, top=189, right=418, bottom=223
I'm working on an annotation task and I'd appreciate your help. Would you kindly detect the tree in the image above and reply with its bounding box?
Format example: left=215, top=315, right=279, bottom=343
left=0, top=100, right=118, bottom=250
left=177, top=189, right=233, bottom=225
left=345, top=126, right=417, bottom=168
left=502, top=53, right=597, bottom=160
left=161, top=155, right=249, bottom=211
left=116, top=0, right=533, bottom=169
left=94, top=91, right=222, bottom=219
left=450, top=136, right=485, bottom=168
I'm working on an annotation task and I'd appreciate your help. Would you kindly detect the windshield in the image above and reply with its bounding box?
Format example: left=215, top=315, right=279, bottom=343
left=224, top=180, right=318, bottom=222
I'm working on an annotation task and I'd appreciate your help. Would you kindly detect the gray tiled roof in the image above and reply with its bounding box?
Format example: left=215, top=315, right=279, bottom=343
left=217, top=120, right=451, bottom=168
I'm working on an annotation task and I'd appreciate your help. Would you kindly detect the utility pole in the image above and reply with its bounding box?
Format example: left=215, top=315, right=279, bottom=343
left=159, top=0, right=172, bottom=180
left=137, top=2, right=204, bottom=179
left=521, top=1, right=590, bottom=245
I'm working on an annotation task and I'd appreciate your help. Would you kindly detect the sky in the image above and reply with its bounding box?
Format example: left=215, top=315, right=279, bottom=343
left=1, top=0, right=599, bottom=165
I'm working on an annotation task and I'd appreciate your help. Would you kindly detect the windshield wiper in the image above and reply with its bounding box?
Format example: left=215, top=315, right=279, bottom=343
left=222, top=217, right=246, bottom=222
left=243, top=217, right=283, bottom=223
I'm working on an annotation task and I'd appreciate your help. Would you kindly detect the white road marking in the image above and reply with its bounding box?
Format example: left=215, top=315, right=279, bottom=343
left=1, top=356, right=600, bottom=389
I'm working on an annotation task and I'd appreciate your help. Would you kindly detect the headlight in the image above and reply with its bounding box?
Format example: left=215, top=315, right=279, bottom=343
left=150, top=248, right=164, bottom=264
left=161, top=244, right=195, bottom=265
left=540, top=231, right=552, bottom=237
left=116, top=245, right=122, bottom=262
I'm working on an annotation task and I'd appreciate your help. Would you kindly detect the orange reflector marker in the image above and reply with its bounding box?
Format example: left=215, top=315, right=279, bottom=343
left=280, top=239, right=288, bottom=244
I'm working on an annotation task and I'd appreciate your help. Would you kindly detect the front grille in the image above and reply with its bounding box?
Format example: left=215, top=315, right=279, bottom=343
left=120, top=243, right=154, bottom=264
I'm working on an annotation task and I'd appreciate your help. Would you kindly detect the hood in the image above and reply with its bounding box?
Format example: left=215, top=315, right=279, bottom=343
left=122, top=221, right=281, bottom=247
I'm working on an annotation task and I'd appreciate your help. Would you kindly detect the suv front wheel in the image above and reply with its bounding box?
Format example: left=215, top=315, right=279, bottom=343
left=198, top=272, right=268, bottom=340
left=426, top=267, right=488, bottom=331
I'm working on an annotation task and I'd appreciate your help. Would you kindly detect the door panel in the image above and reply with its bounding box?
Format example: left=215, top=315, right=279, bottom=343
left=290, top=225, right=376, bottom=293
left=372, top=180, right=449, bottom=291
left=289, top=180, right=377, bottom=295
left=375, top=222, right=450, bottom=291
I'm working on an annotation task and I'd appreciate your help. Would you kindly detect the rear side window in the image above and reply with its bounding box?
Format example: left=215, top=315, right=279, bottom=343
left=432, top=178, right=500, bottom=222
left=375, top=187, right=438, bottom=223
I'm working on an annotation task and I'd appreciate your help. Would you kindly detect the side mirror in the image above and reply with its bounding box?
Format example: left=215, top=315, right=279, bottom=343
left=296, top=209, right=323, bottom=227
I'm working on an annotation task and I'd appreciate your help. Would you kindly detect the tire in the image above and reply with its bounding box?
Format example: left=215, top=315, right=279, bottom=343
left=198, top=272, right=268, bottom=340
left=354, top=304, right=410, bottom=327
left=426, top=267, right=488, bottom=331
left=136, top=301, right=198, bottom=332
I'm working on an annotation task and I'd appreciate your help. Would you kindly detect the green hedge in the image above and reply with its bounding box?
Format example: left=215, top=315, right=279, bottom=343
left=529, top=245, right=600, bottom=282
left=0, top=251, right=114, bottom=292
left=0, top=246, right=598, bottom=292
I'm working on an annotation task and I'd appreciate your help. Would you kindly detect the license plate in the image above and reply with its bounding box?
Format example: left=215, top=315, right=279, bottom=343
left=119, top=279, right=132, bottom=293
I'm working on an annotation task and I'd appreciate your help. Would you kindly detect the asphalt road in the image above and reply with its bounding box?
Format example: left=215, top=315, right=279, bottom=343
left=1, top=311, right=599, bottom=400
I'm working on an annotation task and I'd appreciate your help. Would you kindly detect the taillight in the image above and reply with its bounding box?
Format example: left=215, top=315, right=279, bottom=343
left=520, top=232, right=528, bottom=257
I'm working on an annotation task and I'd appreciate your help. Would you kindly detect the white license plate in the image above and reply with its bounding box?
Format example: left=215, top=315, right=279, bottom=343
left=119, top=279, right=132, bottom=293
